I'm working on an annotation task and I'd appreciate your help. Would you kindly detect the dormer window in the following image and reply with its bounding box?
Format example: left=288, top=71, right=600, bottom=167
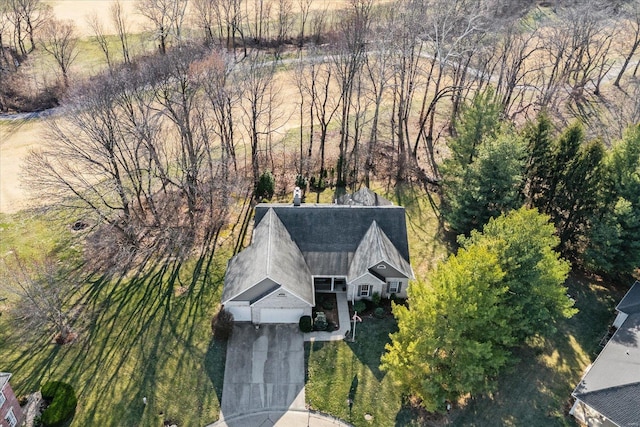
left=377, top=264, right=386, bottom=269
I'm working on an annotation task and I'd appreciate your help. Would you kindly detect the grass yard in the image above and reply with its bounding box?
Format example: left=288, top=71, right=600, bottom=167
left=0, top=211, right=229, bottom=426
left=306, top=316, right=402, bottom=426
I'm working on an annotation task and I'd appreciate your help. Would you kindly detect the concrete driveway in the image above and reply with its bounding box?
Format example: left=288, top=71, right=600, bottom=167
left=219, top=324, right=306, bottom=421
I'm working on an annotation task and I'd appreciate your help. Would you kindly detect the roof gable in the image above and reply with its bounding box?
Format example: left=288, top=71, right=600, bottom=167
left=223, top=209, right=313, bottom=305
left=347, top=221, right=414, bottom=282
left=616, top=281, right=640, bottom=314
left=576, top=382, right=640, bottom=427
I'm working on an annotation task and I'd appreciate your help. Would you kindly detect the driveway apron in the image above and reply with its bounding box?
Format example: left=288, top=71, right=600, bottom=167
left=220, top=324, right=305, bottom=420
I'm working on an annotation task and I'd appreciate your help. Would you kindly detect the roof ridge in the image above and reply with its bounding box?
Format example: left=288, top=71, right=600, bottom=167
left=266, top=208, right=274, bottom=276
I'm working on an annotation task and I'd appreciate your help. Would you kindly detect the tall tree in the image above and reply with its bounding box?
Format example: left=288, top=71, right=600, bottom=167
left=460, top=208, right=575, bottom=340
left=443, top=131, right=526, bottom=236
left=136, top=0, right=188, bottom=54
left=0, top=254, right=80, bottom=344
left=382, top=208, right=574, bottom=413
left=38, top=18, right=78, bottom=87
left=110, top=0, right=131, bottom=64
left=382, top=243, right=511, bottom=413
left=585, top=124, right=640, bottom=275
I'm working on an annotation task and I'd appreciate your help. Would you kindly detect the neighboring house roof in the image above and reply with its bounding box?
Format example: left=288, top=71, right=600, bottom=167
left=336, top=187, right=393, bottom=206
left=222, top=208, right=313, bottom=306
left=616, top=280, right=640, bottom=315
left=0, top=372, right=10, bottom=390
left=572, top=308, right=640, bottom=427
left=348, top=221, right=414, bottom=282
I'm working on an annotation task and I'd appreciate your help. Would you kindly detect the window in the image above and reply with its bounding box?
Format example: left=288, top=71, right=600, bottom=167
left=388, top=281, right=400, bottom=293
left=0, top=391, right=5, bottom=407
left=358, top=284, right=371, bottom=297
left=5, top=408, right=17, bottom=427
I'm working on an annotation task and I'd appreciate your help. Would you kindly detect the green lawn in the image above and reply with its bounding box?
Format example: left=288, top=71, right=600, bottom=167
left=0, top=211, right=228, bottom=426
left=306, top=315, right=403, bottom=426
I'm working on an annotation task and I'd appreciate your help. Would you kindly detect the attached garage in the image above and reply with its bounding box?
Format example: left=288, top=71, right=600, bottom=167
left=225, top=305, right=251, bottom=322
left=259, top=308, right=305, bottom=324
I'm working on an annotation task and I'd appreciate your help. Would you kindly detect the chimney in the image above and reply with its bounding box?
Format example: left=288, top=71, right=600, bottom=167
left=293, top=186, right=302, bottom=206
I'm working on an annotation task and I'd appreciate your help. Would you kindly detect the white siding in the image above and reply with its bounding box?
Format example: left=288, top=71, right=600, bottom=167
left=225, top=303, right=251, bottom=322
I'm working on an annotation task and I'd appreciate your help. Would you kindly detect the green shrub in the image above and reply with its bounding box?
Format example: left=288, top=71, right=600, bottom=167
left=372, top=292, right=381, bottom=307
left=374, top=307, right=385, bottom=318
left=212, top=308, right=234, bottom=341
left=255, top=170, right=275, bottom=200
left=299, top=315, right=312, bottom=332
left=353, top=301, right=366, bottom=314
left=321, top=298, right=334, bottom=310
left=40, top=381, right=77, bottom=427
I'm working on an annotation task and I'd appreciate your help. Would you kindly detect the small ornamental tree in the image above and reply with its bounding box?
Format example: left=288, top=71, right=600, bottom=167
left=255, top=170, right=275, bottom=201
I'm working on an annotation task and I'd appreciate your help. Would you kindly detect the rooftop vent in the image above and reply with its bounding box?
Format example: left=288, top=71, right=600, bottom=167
left=293, top=186, right=302, bottom=206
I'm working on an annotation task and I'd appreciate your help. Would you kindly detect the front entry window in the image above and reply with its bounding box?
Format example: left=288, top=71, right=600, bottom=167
left=358, top=284, right=371, bottom=297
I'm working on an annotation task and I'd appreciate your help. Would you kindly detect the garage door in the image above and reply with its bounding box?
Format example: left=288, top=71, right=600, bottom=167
left=226, top=305, right=251, bottom=322
left=260, top=308, right=304, bottom=323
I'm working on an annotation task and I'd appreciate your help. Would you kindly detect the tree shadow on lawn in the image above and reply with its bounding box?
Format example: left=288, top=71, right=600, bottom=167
left=345, top=316, right=397, bottom=382
left=30, top=247, right=223, bottom=425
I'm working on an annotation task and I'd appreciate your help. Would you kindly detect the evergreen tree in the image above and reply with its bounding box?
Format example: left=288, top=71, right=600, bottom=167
left=446, top=87, right=502, bottom=170
left=444, top=132, right=526, bottom=235
left=522, top=112, right=554, bottom=205
left=585, top=125, right=640, bottom=275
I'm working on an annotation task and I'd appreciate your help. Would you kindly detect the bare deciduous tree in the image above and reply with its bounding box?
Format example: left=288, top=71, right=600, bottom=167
left=110, top=0, right=131, bottom=64
left=0, top=254, right=80, bottom=344
left=39, top=18, right=78, bottom=87
left=87, top=12, right=112, bottom=69
left=137, top=0, right=188, bottom=54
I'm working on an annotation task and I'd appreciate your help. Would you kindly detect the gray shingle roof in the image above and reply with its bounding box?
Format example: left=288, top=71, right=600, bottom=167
left=576, top=383, right=640, bottom=427
left=573, top=312, right=640, bottom=427
left=222, top=209, right=313, bottom=306
left=348, top=221, right=414, bottom=282
left=616, top=281, right=640, bottom=315
left=0, top=372, right=11, bottom=390
left=254, top=204, right=410, bottom=261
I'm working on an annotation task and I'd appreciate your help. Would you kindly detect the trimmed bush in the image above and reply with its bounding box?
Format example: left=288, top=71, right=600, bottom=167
left=299, top=315, right=312, bottom=332
left=372, top=292, right=381, bottom=307
left=353, top=301, right=366, bottom=314
left=40, top=381, right=77, bottom=427
left=321, top=299, right=334, bottom=310
left=212, top=308, right=234, bottom=341
left=374, top=307, right=385, bottom=319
